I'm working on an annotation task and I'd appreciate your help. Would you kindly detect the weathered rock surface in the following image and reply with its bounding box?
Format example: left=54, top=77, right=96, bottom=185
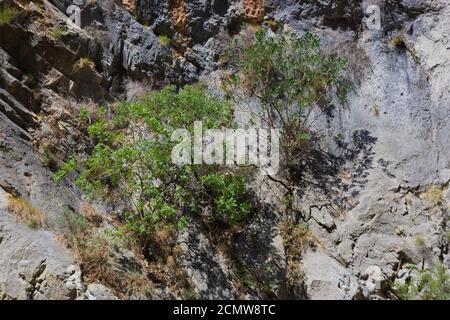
left=86, top=283, right=118, bottom=300
left=0, top=0, right=448, bottom=300
left=0, top=188, right=83, bottom=299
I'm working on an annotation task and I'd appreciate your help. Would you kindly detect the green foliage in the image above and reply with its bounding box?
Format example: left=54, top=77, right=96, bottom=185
left=393, top=262, right=450, bottom=300
left=56, top=85, right=250, bottom=249
left=200, top=173, right=251, bottom=225
left=0, top=5, right=17, bottom=26
left=58, top=205, right=88, bottom=237
left=78, top=105, right=91, bottom=124
left=233, top=29, right=349, bottom=119
left=54, top=155, right=77, bottom=182
left=50, top=25, right=66, bottom=41
left=228, top=29, right=350, bottom=174
left=158, top=35, right=171, bottom=48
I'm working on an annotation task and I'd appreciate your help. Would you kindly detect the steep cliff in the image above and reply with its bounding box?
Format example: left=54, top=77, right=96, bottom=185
left=0, top=0, right=448, bottom=300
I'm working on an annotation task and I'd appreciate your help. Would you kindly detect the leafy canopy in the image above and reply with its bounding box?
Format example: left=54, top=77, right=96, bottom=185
left=55, top=85, right=252, bottom=248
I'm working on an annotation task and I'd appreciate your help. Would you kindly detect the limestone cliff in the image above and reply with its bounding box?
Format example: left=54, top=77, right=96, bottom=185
left=0, top=0, right=448, bottom=300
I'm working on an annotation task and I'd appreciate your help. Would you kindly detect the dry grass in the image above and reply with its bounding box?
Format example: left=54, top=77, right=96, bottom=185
left=73, top=57, right=95, bottom=71
left=58, top=207, right=153, bottom=298
left=414, top=234, right=427, bottom=248
left=420, top=185, right=445, bottom=205
left=80, top=202, right=103, bottom=226
left=140, top=225, right=194, bottom=298
left=57, top=205, right=194, bottom=299
left=0, top=5, right=18, bottom=26
left=5, top=194, right=45, bottom=228
left=279, top=221, right=319, bottom=292
left=123, top=272, right=154, bottom=298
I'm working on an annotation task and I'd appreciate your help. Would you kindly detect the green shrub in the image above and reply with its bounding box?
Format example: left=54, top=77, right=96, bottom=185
left=393, top=262, right=450, bottom=300
left=158, top=35, right=171, bottom=48
left=0, top=5, right=17, bottom=26
left=55, top=85, right=251, bottom=250
left=50, top=25, right=66, bottom=41
left=391, top=34, right=407, bottom=49
left=227, top=29, right=350, bottom=178
left=200, top=173, right=251, bottom=225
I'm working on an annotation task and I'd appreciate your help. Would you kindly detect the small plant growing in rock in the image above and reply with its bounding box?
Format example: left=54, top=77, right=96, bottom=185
left=5, top=194, right=46, bottom=228
left=50, top=25, right=66, bottom=41
left=158, top=35, right=171, bottom=48
left=55, top=85, right=253, bottom=254
left=228, top=28, right=350, bottom=189
left=0, top=5, right=18, bottom=26
left=78, top=105, right=92, bottom=125
left=414, top=234, right=427, bottom=247
left=280, top=221, right=318, bottom=296
left=73, top=57, right=96, bottom=71
left=372, top=104, right=380, bottom=117
left=395, top=226, right=406, bottom=237
left=393, top=261, right=450, bottom=300
left=420, top=185, right=444, bottom=205
left=391, top=34, right=407, bottom=49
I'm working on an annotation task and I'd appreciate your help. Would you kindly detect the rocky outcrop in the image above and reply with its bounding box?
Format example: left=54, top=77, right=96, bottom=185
left=122, top=0, right=137, bottom=15
left=0, top=0, right=448, bottom=300
left=244, top=0, right=265, bottom=20
left=0, top=189, right=84, bottom=299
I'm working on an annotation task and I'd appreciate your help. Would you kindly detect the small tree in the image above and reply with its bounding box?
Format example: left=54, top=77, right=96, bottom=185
left=228, top=29, right=350, bottom=185
left=55, top=85, right=252, bottom=251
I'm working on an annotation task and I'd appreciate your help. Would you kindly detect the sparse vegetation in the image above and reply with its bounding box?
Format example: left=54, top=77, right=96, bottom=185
left=280, top=221, right=318, bottom=295
left=55, top=85, right=254, bottom=255
left=50, top=25, right=66, bottom=41
left=5, top=194, right=45, bottom=228
left=391, top=34, right=407, bottom=49
left=414, top=234, right=426, bottom=247
left=73, top=57, right=96, bottom=71
left=57, top=206, right=153, bottom=298
left=372, top=104, right=380, bottom=117
left=0, top=5, right=17, bottom=26
left=393, top=261, right=450, bottom=300
left=158, top=35, right=171, bottom=48
left=420, top=185, right=444, bottom=205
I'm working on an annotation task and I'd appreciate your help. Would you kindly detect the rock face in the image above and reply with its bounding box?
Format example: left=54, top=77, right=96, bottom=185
left=296, top=0, right=450, bottom=299
left=86, top=283, right=118, bottom=300
left=0, top=189, right=83, bottom=300
left=0, top=0, right=449, bottom=300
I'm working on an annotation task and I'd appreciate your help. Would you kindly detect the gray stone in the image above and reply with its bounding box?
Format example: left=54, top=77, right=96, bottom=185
left=86, top=283, right=118, bottom=300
